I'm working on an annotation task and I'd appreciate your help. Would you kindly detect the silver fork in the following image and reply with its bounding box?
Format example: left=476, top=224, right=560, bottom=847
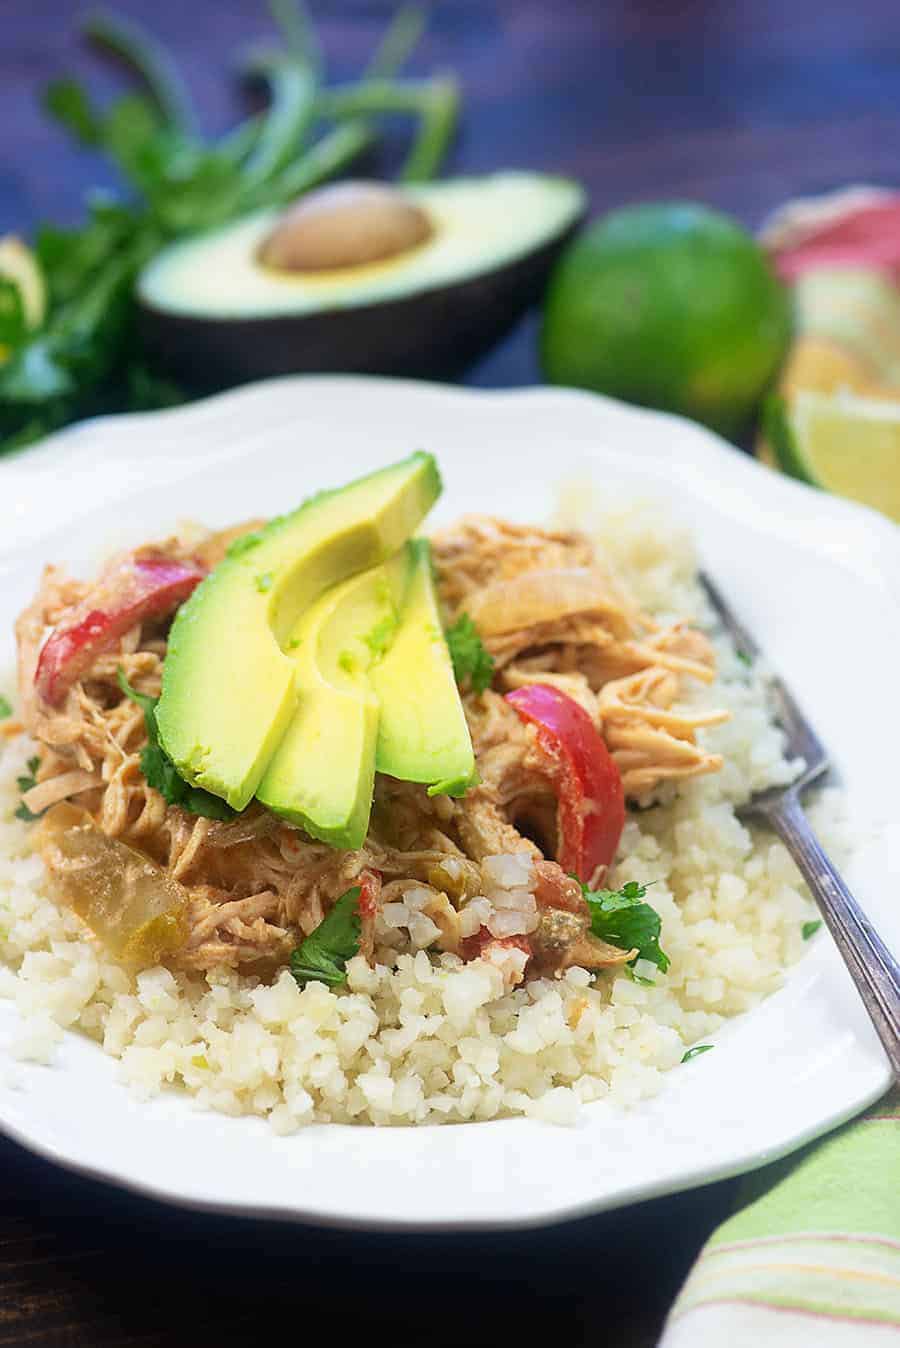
left=700, top=572, right=900, bottom=1079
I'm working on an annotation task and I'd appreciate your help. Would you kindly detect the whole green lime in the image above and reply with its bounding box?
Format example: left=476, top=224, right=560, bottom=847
left=540, top=202, right=792, bottom=438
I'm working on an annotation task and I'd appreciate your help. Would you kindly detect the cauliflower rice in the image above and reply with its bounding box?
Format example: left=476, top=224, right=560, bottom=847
left=0, top=502, right=844, bottom=1130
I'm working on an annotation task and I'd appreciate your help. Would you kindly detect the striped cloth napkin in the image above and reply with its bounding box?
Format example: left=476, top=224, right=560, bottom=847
left=660, top=1090, right=900, bottom=1346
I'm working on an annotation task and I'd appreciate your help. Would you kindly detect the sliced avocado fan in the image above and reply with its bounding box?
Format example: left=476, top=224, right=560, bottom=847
left=156, top=452, right=441, bottom=810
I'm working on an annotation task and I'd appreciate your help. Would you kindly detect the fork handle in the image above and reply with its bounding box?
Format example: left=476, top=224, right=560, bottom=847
left=763, top=789, right=900, bottom=1080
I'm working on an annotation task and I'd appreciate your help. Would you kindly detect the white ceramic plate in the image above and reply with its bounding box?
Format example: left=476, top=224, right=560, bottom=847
left=0, top=376, right=896, bottom=1230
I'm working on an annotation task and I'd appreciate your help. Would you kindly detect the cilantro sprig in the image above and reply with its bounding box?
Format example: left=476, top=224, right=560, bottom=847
left=15, top=756, right=43, bottom=822
left=581, top=878, right=670, bottom=973
left=444, top=613, right=494, bottom=695
left=290, top=887, right=362, bottom=988
left=117, top=668, right=234, bottom=820
left=0, top=5, right=460, bottom=455
left=0, top=695, right=12, bottom=720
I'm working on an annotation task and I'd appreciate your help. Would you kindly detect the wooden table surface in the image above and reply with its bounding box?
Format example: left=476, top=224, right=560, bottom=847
left=1, top=1, right=896, bottom=1344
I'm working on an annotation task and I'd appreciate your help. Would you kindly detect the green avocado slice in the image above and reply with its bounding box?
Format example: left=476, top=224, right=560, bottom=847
left=156, top=452, right=440, bottom=810
left=371, top=538, right=475, bottom=796
left=255, top=551, right=410, bottom=849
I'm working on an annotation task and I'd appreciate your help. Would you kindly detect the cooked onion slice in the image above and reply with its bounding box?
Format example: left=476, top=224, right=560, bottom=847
left=466, top=568, right=636, bottom=639
left=36, top=802, right=189, bottom=967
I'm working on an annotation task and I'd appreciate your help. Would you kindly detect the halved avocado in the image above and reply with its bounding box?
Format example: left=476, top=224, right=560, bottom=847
left=137, top=173, right=585, bottom=386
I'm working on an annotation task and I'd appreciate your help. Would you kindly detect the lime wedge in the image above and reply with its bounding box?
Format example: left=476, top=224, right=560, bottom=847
left=765, top=390, right=900, bottom=522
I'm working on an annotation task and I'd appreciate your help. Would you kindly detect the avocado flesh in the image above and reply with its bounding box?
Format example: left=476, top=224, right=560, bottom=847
left=136, top=174, right=586, bottom=388
left=255, top=551, right=411, bottom=849
left=156, top=452, right=440, bottom=811
left=371, top=539, right=474, bottom=794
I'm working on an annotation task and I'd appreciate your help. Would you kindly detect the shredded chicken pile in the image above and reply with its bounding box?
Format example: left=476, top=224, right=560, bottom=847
left=13, top=514, right=727, bottom=977
left=432, top=516, right=727, bottom=795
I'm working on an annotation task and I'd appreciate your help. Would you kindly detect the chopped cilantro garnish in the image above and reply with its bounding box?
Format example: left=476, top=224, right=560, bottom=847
left=290, top=887, right=361, bottom=989
left=255, top=571, right=274, bottom=593
left=682, top=1044, right=714, bottom=1063
left=226, top=531, right=263, bottom=559
left=444, top=613, right=494, bottom=694
left=287, top=637, right=301, bottom=651
left=14, top=755, right=43, bottom=821
left=338, top=650, right=357, bottom=674
left=802, top=919, right=823, bottom=941
left=581, top=878, right=670, bottom=973
left=364, top=612, right=398, bottom=658
left=736, top=649, right=753, bottom=667
left=117, top=668, right=234, bottom=820
left=19, top=756, right=40, bottom=788
left=14, top=803, right=43, bottom=823
left=0, top=695, right=12, bottom=720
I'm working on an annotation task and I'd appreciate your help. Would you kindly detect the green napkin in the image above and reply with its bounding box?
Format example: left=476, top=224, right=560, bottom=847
left=661, top=1089, right=900, bottom=1345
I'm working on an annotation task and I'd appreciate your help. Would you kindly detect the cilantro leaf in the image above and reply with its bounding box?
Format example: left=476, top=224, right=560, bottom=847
left=802, top=918, right=823, bottom=941
left=125, top=361, right=183, bottom=411
left=117, top=669, right=234, bottom=821
left=581, top=878, right=670, bottom=973
left=14, top=756, right=43, bottom=822
left=43, top=78, right=103, bottom=145
left=290, top=887, right=362, bottom=988
left=444, top=613, right=494, bottom=694
left=17, top=756, right=40, bottom=792
left=116, top=669, right=156, bottom=718
left=0, top=280, right=28, bottom=350
left=0, top=695, right=12, bottom=720
left=682, top=1044, right=714, bottom=1063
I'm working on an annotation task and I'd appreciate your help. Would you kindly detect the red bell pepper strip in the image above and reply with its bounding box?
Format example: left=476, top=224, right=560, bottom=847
left=459, top=928, right=532, bottom=967
left=35, top=554, right=205, bottom=706
left=357, top=869, right=382, bottom=919
left=505, top=683, right=625, bottom=884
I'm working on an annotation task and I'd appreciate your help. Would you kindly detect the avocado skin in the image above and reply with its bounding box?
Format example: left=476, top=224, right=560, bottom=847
left=137, top=223, right=581, bottom=390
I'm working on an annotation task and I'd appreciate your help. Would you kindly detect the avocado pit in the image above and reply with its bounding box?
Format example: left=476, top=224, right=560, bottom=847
left=257, top=180, right=434, bottom=273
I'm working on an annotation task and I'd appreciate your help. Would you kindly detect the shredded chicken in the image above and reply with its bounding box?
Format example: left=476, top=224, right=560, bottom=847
left=598, top=668, right=728, bottom=794
left=432, top=514, right=728, bottom=797
left=15, top=510, right=728, bottom=976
